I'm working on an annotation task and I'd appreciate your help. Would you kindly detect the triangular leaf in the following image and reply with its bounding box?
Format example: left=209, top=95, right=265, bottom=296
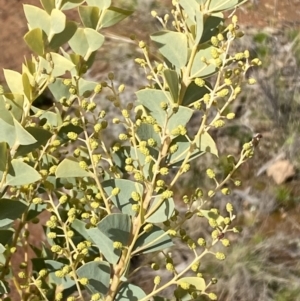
left=0, top=199, right=28, bottom=228
left=6, top=159, right=42, bottom=186
left=101, top=7, right=133, bottom=28
left=23, top=28, right=45, bottom=56
left=151, top=31, right=188, bottom=69
left=86, top=0, right=111, bottom=9
left=13, top=119, right=37, bottom=146
left=55, top=157, right=92, bottom=178
left=78, top=6, right=100, bottom=29
left=3, top=70, right=23, bottom=94
left=133, top=225, right=173, bottom=254
left=146, top=197, right=175, bottom=223
left=115, top=283, right=146, bottom=301
left=50, top=9, right=66, bottom=35
left=76, top=261, right=111, bottom=295
left=23, top=4, right=50, bottom=35
left=16, top=127, right=52, bottom=157
left=102, top=179, right=144, bottom=216
left=164, top=69, right=179, bottom=103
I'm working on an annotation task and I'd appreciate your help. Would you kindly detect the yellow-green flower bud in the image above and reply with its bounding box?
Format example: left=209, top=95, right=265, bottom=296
left=139, top=41, right=146, bottom=48
left=47, top=232, right=57, bottom=239
left=197, top=238, right=206, bottom=246
left=91, top=293, right=101, bottom=301
left=234, top=180, right=241, bottom=186
left=211, top=230, right=219, bottom=239
left=195, top=78, right=205, bottom=87
left=90, top=216, right=98, bottom=225
left=206, top=169, right=215, bottom=178
left=180, top=281, right=190, bottom=290
left=234, top=86, right=241, bottom=95
left=166, top=263, right=174, bottom=271
left=217, top=33, right=224, bottom=41
left=79, top=278, right=89, bottom=285
left=67, top=132, right=78, bottom=141
left=213, top=119, right=225, bottom=128
left=224, top=78, right=232, bottom=86
left=131, top=191, right=140, bottom=202
left=144, top=223, right=153, bottom=232
left=55, top=293, right=63, bottom=301
left=221, top=238, right=230, bottom=247
left=226, top=203, right=233, bottom=212
left=208, top=190, right=215, bottom=197
left=248, top=78, right=257, bottom=85
left=208, top=292, right=218, bottom=300
left=221, top=188, right=231, bottom=195
left=162, top=190, right=173, bottom=199
left=132, top=204, right=140, bottom=212
left=182, top=163, right=190, bottom=173
left=224, top=217, right=231, bottom=225
left=226, top=112, right=235, bottom=120
left=79, top=161, right=88, bottom=170
left=151, top=10, right=158, bottom=17
left=191, top=262, right=200, bottom=272
left=18, top=271, right=26, bottom=279
left=168, top=229, right=177, bottom=236
left=153, top=124, right=161, bottom=133
left=151, top=263, right=159, bottom=270
left=32, top=197, right=43, bottom=204
left=119, top=133, right=128, bottom=141
left=203, top=93, right=210, bottom=104
left=211, top=48, right=219, bottom=59
left=113, top=241, right=123, bottom=249
left=112, top=187, right=120, bottom=196
left=118, top=84, right=125, bottom=93
left=160, top=101, right=168, bottom=110
left=51, top=245, right=62, bottom=253
left=215, top=252, right=226, bottom=260
left=217, top=88, right=229, bottom=98
left=63, top=79, right=72, bottom=86
left=160, top=167, right=169, bottom=175
left=156, top=179, right=165, bottom=187
left=154, top=275, right=161, bottom=285
left=69, top=86, right=77, bottom=95
left=209, top=218, right=218, bottom=228
left=243, top=142, right=252, bottom=151
left=211, top=36, right=219, bottom=46
left=46, top=220, right=57, bottom=229
left=147, top=138, right=156, bottom=147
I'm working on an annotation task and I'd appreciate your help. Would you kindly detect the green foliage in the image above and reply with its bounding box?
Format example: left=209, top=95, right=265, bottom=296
left=0, top=0, right=261, bottom=300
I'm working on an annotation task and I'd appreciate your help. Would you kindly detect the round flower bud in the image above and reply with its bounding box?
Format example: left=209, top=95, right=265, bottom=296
left=113, top=241, right=123, bottom=249
left=221, top=188, right=231, bottom=195
left=91, top=293, right=101, bottom=301
left=225, top=203, right=233, bottom=214
left=195, top=78, right=205, bottom=87
left=221, top=238, right=230, bottom=247
left=55, top=293, right=63, bottom=301
left=67, top=132, right=78, bottom=141
left=206, top=169, right=215, bottom=179
left=226, top=113, right=235, bottom=119
left=208, top=292, right=218, bottom=300
left=118, top=84, right=125, bottom=93
left=215, top=252, right=226, bottom=260
left=248, top=78, right=257, bottom=85
left=132, top=204, right=140, bottom=212
left=166, top=263, right=174, bottom=271
left=154, top=275, right=161, bottom=285
left=180, top=281, right=190, bottom=290
left=144, top=224, right=153, bottom=232
left=131, top=191, right=140, bottom=202
left=79, top=278, right=89, bottom=285
left=197, top=238, right=206, bottom=246
left=160, top=167, right=169, bottom=175
left=112, top=187, right=120, bottom=196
